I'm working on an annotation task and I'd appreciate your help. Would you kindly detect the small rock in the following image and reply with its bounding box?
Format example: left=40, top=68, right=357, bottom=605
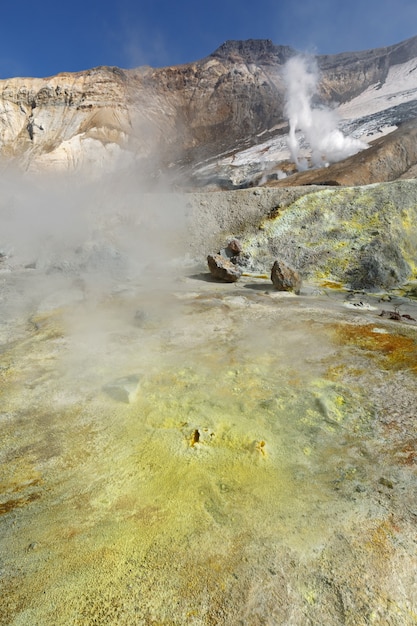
left=103, top=375, right=141, bottom=403
left=379, top=476, right=394, bottom=489
left=226, top=238, right=242, bottom=256
left=271, top=259, right=302, bottom=294
left=207, top=254, right=242, bottom=282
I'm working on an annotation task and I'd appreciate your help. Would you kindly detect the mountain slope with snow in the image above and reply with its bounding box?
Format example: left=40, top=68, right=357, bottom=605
left=0, top=35, right=417, bottom=186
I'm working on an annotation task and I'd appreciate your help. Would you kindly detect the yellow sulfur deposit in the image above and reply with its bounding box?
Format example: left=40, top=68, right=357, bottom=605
left=1, top=286, right=417, bottom=625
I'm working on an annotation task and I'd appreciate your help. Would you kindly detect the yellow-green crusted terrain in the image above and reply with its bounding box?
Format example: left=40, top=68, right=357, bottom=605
left=1, top=272, right=417, bottom=625
left=238, top=180, right=417, bottom=289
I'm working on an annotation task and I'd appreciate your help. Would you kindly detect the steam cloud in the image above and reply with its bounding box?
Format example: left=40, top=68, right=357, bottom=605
left=0, top=163, right=190, bottom=387
left=283, top=55, right=367, bottom=170
left=0, top=167, right=187, bottom=286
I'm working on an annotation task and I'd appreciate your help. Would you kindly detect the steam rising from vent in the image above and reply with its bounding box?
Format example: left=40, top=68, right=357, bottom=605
left=0, top=169, right=186, bottom=275
left=283, top=56, right=367, bottom=170
left=0, top=166, right=190, bottom=337
left=0, top=164, right=197, bottom=396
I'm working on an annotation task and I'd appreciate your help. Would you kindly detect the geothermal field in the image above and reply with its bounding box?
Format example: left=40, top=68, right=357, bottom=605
left=1, top=171, right=417, bottom=625
left=2, top=29, right=417, bottom=625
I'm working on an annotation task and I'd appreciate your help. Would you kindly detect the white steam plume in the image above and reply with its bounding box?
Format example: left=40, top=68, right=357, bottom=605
left=283, top=55, right=367, bottom=170
left=0, top=161, right=195, bottom=399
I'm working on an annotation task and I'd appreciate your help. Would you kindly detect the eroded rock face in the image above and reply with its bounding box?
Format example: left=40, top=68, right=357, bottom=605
left=0, top=68, right=133, bottom=173
left=0, top=52, right=290, bottom=174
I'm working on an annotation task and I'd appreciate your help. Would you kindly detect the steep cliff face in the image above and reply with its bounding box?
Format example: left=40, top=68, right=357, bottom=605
left=0, top=68, right=130, bottom=171
left=1, top=36, right=417, bottom=182
left=0, top=41, right=293, bottom=174
left=317, top=35, right=417, bottom=102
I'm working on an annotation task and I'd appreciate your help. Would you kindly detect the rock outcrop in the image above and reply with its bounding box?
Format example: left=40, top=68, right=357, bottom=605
left=0, top=68, right=132, bottom=173
left=238, top=180, right=417, bottom=290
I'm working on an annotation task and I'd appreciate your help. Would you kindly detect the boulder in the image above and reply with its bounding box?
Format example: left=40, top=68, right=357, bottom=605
left=271, top=259, right=302, bottom=294
left=346, top=237, right=410, bottom=290
left=207, top=253, right=242, bottom=282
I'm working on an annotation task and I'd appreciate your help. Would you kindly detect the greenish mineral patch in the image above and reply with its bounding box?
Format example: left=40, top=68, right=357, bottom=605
left=242, top=180, right=417, bottom=289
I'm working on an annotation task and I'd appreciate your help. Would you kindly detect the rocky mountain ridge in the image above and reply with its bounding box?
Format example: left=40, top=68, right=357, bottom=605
left=1, top=35, right=417, bottom=185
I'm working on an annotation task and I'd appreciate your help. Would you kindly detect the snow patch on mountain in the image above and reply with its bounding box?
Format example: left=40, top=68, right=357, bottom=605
left=338, top=58, right=417, bottom=120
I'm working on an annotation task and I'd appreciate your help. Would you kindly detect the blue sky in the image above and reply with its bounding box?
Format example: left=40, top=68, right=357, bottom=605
left=1, top=0, right=416, bottom=78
